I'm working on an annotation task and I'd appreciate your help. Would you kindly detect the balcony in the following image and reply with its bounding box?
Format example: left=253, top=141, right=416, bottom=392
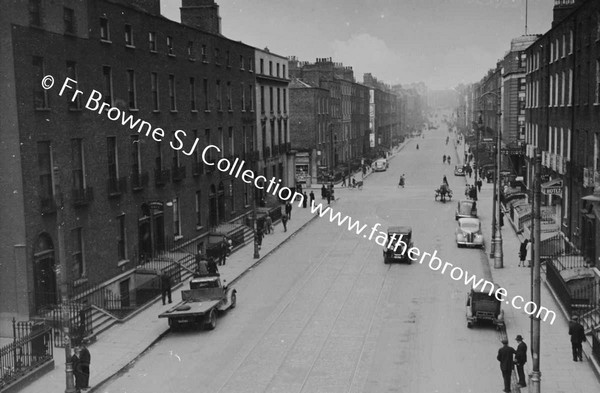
left=154, top=168, right=170, bottom=187
left=131, top=171, right=149, bottom=191
left=107, top=176, right=127, bottom=196
left=172, top=165, right=187, bottom=182
left=72, top=187, right=94, bottom=206
left=40, top=195, right=57, bottom=214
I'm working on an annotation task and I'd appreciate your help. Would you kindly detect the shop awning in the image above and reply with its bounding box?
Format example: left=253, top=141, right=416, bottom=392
left=541, top=178, right=563, bottom=189
left=582, top=194, right=600, bottom=202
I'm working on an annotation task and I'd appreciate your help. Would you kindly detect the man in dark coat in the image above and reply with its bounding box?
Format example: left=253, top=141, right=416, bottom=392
left=302, top=192, right=308, bottom=208
left=207, top=257, right=219, bottom=276
left=309, top=191, right=315, bottom=207
left=281, top=213, right=288, bottom=232
left=321, top=184, right=327, bottom=199
left=71, top=347, right=83, bottom=390
left=569, top=316, right=587, bottom=361
left=515, top=335, right=528, bottom=387
left=160, top=271, right=172, bottom=305
left=497, top=338, right=516, bottom=392
left=285, top=201, right=292, bottom=219
left=78, top=341, right=91, bottom=388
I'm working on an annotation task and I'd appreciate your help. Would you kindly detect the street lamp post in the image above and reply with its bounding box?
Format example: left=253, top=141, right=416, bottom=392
left=493, top=114, right=503, bottom=268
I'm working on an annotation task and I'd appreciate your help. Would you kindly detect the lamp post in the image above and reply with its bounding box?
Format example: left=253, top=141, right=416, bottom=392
left=493, top=112, right=504, bottom=268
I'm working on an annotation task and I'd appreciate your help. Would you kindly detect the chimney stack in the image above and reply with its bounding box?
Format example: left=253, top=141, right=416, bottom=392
left=180, top=0, right=221, bottom=34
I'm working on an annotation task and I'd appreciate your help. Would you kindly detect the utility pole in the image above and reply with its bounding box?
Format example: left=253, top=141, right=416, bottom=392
left=530, top=148, right=542, bottom=392
left=493, top=114, right=503, bottom=268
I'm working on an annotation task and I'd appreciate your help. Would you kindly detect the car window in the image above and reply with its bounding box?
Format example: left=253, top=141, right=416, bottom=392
left=460, top=222, right=479, bottom=230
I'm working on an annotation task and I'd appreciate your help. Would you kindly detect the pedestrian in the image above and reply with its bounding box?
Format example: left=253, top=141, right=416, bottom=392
left=327, top=191, right=331, bottom=205
left=302, top=192, right=308, bottom=208
left=195, top=256, right=209, bottom=277
left=265, top=215, right=272, bottom=234
left=497, top=338, right=516, bottom=393
left=160, top=270, right=172, bottom=305
left=465, top=184, right=470, bottom=199
left=514, top=335, right=527, bottom=387
left=341, top=174, right=346, bottom=187
left=281, top=213, right=288, bottom=232
left=71, top=346, right=84, bottom=391
left=469, top=185, right=477, bottom=201
left=78, top=341, right=91, bottom=389
left=518, top=239, right=529, bottom=267
left=569, top=315, right=587, bottom=361
left=442, top=175, right=448, bottom=186
left=477, top=179, right=482, bottom=192
left=309, top=191, right=315, bottom=207
left=352, top=177, right=356, bottom=187
left=525, top=239, right=532, bottom=268
left=285, top=201, right=292, bottom=219
left=321, top=184, right=327, bottom=200
left=207, top=256, right=219, bottom=276
left=329, top=183, right=335, bottom=200
left=219, top=239, right=228, bottom=266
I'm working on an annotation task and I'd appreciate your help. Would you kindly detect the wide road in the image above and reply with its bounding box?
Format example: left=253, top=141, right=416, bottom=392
left=100, top=119, right=505, bottom=393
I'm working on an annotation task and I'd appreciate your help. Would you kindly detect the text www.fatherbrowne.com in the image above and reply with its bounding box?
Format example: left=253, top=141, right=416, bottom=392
left=309, top=201, right=557, bottom=325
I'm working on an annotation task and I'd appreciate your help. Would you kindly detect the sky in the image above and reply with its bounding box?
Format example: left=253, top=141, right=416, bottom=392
left=161, top=0, right=554, bottom=90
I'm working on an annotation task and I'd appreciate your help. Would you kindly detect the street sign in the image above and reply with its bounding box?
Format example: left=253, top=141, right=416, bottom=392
left=542, top=187, right=562, bottom=196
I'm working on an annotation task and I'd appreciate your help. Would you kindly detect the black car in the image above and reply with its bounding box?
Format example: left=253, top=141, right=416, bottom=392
left=383, top=226, right=413, bottom=264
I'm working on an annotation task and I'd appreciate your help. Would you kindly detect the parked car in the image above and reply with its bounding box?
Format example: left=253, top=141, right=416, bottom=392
left=383, top=226, right=413, bottom=264
left=455, top=200, right=478, bottom=221
left=372, top=159, right=389, bottom=172
left=454, top=165, right=465, bottom=176
left=466, top=283, right=505, bottom=329
left=455, top=218, right=484, bottom=248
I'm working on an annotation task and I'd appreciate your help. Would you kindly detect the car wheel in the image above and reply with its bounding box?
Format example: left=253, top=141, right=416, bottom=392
left=230, top=292, right=237, bottom=309
left=205, top=309, right=217, bottom=330
left=467, top=322, right=472, bottom=328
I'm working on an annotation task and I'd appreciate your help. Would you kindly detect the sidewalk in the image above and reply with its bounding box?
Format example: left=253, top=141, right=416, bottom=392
left=20, top=205, right=319, bottom=393
left=455, top=140, right=600, bottom=392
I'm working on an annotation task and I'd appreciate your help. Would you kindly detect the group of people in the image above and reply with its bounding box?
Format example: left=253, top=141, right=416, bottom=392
left=442, top=154, right=452, bottom=165
left=71, top=342, right=91, bottom=392
left=341, top=174, right=358, bottom=188
left=464, top=184, right=478, bottom=200
left=321, top=183, right=336, bottom=204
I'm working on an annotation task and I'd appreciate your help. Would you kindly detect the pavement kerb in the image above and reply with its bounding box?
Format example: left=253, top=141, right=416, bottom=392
left=88, top=207, right=322, bottom=392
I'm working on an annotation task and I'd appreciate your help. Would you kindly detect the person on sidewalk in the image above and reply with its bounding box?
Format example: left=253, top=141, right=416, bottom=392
left=219, top=240, right=228, bottom=266
left=302, top=192, right=308, bottom=208
left=442, top=175, right=448, bottom=186
left=207, top=257, right=219, bottom=276
left=327, top=191, right=331, bottom=205
left=569, top=316, right=587, bottom=361
left=525, top=240, right=532, bottom=268
left=309, top=191, right=315, bottom=207
left=515, top=335, right=527, bottom=387
left=518, top=239, right=529, bottom=267
left=265, top=215, right=273, bottom=234
left=160, top=270, right=172, bottom=305
left=321, top=184, right=327, bottom=200
left=79, top=341, right=91, bottom=389
left=285, top=201, right=292, bottom=220
left=476, top=179, right=482, bottom=193
left=341, top=174, right=346, bottom=187
left=281, top=213, right=288, bottom=232
left=497, top=338, right=516, bottom=393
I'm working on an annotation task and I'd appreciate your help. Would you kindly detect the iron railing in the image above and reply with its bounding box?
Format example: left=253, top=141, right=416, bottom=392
left=48, top=303, right=93, bottom=348
left=0, top=319, right=53, bottom=390
left=592, top=330, right=600, bottom=364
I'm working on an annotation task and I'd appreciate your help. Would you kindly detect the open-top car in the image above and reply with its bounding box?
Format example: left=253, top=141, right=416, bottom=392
left=455, top=200, right=478, bottom=221
left=466, top=282, right=505, bottom=329
left=454, top=165, right=465, bottom=176
left=383, top=226, right=413, bottom=264
left=455, top=217, right=483, bottom=248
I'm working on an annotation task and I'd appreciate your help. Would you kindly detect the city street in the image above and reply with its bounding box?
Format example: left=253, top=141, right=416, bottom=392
left=99, top=123, right=508, bottom=393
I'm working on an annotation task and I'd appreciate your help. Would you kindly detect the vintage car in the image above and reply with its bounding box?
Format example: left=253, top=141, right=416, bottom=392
left=454, top=165, right=465, bottom=176
left=455, top=217, right=484, bottom=248
left=466, top=283, right=505, bottom=329
left=372, top=159, right=389, bottom=172
left=383, top=226, right=413, bottom=264
left=455, top=200, right=478, bottom=221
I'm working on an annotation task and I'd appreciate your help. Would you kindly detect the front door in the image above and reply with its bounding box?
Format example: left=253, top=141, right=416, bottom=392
left=33, top=234, right=57, bottom=313
left=119, top=279, right=130, bottom=308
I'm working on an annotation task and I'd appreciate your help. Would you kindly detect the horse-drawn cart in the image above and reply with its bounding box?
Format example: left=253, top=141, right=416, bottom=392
left=435, top=184, right=453, bottom=202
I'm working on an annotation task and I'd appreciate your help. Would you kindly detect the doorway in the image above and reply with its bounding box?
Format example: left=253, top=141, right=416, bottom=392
left=33, top=233, right=57, bottom=313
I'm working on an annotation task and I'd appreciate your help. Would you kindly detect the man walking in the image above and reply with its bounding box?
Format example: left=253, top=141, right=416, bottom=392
left=265, top=214, right=273, bottom=234
left=309, top=191, right=315, bottom=207
left=497, top=338, right=516, bottom=393
left=569, top=315, right=587, bottom=361
left=281, top=213, right=288, bottom=232
left=160, top=270, right=172, bottom=305
left=341, top=174, right=346, bottom=187
left=285, top=201, right=292, bottom=220
left=518, top=239, right=529, bottom=267
left=78, top=341, right=91, bottom=389
left=515, top=335, right=527, bottom=387
left=476, top=179, right=482, bottom=192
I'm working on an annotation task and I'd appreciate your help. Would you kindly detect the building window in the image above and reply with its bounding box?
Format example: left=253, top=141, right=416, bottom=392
left=561, top=71, right=566, bottom=106
left=269, top=61, right=273, bottom=75
left=227, top=82, right=232, bottom=111
left=283, top=88, right=287, bottom=112
left=102, top=65, right=113, bottom=105
left=71, top=227, right=84, bottom=279
left=269, top=87, right=274, bottom=113
left=205, top=129, right=212, bottom=159
left=172, top=197, right=181, bottom=237
left=125, top=24, right=134, bottom=46
left=127, top=69, right=137, bottom=109
left=33, top=56, right=48, bottom=109
left=282, top=64, right=286, bottom=78
left=240, top=55, right=245, bottom=70
left=168, top=74, right=176, bottom=111
left=260, top=58, right=264, bottom=74
left=276, top=63, right=280, bottom=77
left=203, top=78, right=209, bottom=110
left=260, top=86, right=265, bottom=114
left=37, top=141, right=54, bottom=199
left=596, top=59, right=600, bottom=104
left=201, top=44, right=207, bottom=62
left=192, top=129, right=201, bottom=166
left=244, top=183, right=249, bottom=206
left=249, top=84, right=254, bottom=111
left=66, top=61, right=81, bottom=109
left=107, top=136, right=118, bottom=182
left=71, top=138, right=85, bottom=191
left=148, top=31, right=156, bottom=52
left=215, top=48, right=220, bottom=64
left=155, top=142, right=163, bottom=170
left=29, top=0, right=41, bottom=26
left=187, top=41, right=194, bottom=59
left=100, top=17, right=110, bottom=41
left=216, top=80, right=222, bottom=110
left=218, top=127, right=224, bottom=157
left=229, top=127, right=234, bottom=155
left=226, top=50, right=230, bottom=67
left=130, top=135, right=141, bottom=175
left=248, top=57, right=254, bottom=72
left=569, top=29, right=574, bottom=54
left=167, top=36, right=174, bottom=56
left=64, top=7, right=75, bottom=34
left=277, top=88, right=281, bottom=112
left=230, top=180, right=235, bottom=213
left=195, top=191, right=202, bottom=227
left=189, top=77, right=197, bottom=111
left=117, top=215, right=127, bottom=261
left=241, top=82, right=246, bottom=111
left=518, top=53, right=526, bottom=68
left=151, top=72, right=159, bottom=110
